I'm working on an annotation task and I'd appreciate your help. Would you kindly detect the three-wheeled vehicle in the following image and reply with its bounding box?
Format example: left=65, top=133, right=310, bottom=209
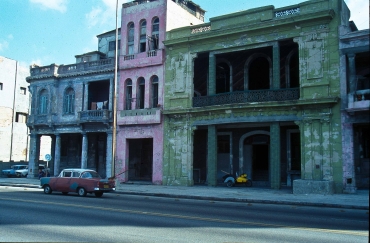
left=222, top=171, right=252, bottom=187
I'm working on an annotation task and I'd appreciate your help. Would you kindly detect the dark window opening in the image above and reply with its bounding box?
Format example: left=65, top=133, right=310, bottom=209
left=20, top=87, right=27, bottom=95
left=218, top=135, right=230, bottom=153
left=63, top=88, right=75, bottom=114
left=137, top=78, right=145, bottom=109
left=149, top=17, right=159, bottom=50
left=140, top=20, right=147, bottom=53
left=0, top=83, right=3, bottom=90
left=249, top=57, right=270, bottom=90
left=128, top=22, right=135, bottom=55
left=151, top=76, right=159, bottom=108
left=39, top=89, right=48, bottom=114
left=109, top=40, right=121, bottom=51
left=88, top=81, right=109, bottom=110
left=193, top=52, right=209, bottom=96
left=216, top=62, right=230, bottom=94
left=126, top=79, right=132, bottom=110
left=15, top=112, right=27, bottom=123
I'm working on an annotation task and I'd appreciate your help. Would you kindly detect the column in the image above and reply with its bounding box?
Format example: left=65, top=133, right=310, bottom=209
left=208, top=52, right=216, bottom=95
left=272, top=42, right=280, bottom=89
left=84, top=82, right=89, bottom=111
left=270, top=122, right=281, bottom=189
left=348, top=53, right=356, bottom=93
left=54, top=134, right=61, bottom=176
left=207, top=125, right=217, bottom=186
left=106, top=131, right=113, bottom=178
left=81, top=133, right=88, bottom=169
left=27, top=133, right=40, bottom=178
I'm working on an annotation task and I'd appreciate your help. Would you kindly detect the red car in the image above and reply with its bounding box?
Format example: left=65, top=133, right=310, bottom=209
left=40, top=169, right=115, bottom=197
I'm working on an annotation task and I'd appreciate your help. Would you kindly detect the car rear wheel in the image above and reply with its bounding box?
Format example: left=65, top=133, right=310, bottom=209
left=94, top=192, right=103, bottom=197
left=44, top=185, right=52, bottom=194
left=246, top=180, right=252, bottom=187
left=77, top=187, right=87, bottom=197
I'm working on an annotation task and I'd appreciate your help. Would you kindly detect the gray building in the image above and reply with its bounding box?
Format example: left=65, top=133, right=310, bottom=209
left=0, top=56, right=30, bottom=162
left=339, top=23, right=369, bottom=191
left=26, top=30, right=120, bottom=178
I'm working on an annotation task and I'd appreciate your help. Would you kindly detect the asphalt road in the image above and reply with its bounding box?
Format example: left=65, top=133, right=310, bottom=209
left=0, top=186, right=368, bottom=243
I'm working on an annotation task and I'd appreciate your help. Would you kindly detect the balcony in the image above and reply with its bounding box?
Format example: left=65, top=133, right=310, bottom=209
left=117, top=108, right=161, bottom=125
left=78, top=110, right=112, bottom=123
left=193, top=88, right=300, bottom=107
left=58, top=59, right=115, bottom=75
left=120, top=49, right=164, bottom=69
left=347, top=89, right=370, bottom=112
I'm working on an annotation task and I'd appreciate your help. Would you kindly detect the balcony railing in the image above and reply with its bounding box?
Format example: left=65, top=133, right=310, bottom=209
left=78, top=110, right=111, bottom=122
left=58, top=59, right=115, bottom=75
left=193, top=88, right=300, bottom=107
left=29, top=59, right=116, bottom=77
left=347, top=89, right=370, bottom=112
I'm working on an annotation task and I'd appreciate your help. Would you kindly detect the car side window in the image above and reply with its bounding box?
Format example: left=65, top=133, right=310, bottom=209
left=63, top=171, right=72, bottom=177
left=72, top=172, right=80, bottom=177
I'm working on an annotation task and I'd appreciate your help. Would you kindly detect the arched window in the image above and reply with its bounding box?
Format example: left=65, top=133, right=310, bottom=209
left=63, top=87, right=75, bottom=114
left=150, top=17, right=159, bottom=50
left=151, top=76, right=159, bottom=108
left=127, top=22, right=135, bottom=55
left=216, top=60, right=232, bottom=94
left=137, top=77, right=145, bottom=109
left=140, top=20, right=147, bottom=52
left=39, top=89, right=48, bottom=114
left=125, top=79, right=132, bottom=110
left=285, top=49, right=299, bottom=88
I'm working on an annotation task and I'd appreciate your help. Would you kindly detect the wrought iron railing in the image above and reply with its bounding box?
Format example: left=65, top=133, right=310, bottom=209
left=193, top=88, right=300, bottom=107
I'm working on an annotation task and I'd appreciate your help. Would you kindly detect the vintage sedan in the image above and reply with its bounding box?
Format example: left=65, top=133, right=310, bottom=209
left=2, top=165, right=28, bottom=177
left=40, top=169, right=115, bottom=197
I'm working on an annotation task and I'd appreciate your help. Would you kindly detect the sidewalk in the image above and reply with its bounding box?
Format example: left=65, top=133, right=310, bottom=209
left=0, top=177, right=368, bottom=210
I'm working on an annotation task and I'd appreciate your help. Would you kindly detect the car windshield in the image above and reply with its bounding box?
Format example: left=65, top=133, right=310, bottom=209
left=81, top=171, right=100, bottom=179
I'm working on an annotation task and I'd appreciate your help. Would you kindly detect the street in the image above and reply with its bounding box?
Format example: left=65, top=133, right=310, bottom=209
left=0, top=186, right=368, bottom=243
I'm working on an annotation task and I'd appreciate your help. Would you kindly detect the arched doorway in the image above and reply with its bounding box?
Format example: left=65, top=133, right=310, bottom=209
left=239, top=131, right=270, bottom=186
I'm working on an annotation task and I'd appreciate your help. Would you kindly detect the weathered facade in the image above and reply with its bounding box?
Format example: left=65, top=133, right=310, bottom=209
left=115, top=0, right=205, bottom=184
left=0, top=56, right=30, bottom=162
left=339, top=24, right=369, bottom=192
left=26, top=30, right=120, bottom=178
left=163, top=0, right=355, bottom=194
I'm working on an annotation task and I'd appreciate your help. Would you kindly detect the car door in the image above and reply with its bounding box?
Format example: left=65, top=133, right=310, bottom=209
left=54, top=171, right=72, bottom=192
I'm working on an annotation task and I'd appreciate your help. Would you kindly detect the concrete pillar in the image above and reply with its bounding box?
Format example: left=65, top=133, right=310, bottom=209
left=348, top=53, right=356, bottom=93
left=27, top=133, right=40, bottom=178
left=270, top=122, right=281, bottom=189
left=81, top=133, right=88, bottom=169
left=84, top=82, right=89, bottom=111
left=208, top=52, right=216, bottom=95
left=106, top=131, right=113, bottom=178
left=272, top=42, right=280, bottom=89
left=207, top=125, right=217, bottom=186
left=54, top=134, right=61, bottom=176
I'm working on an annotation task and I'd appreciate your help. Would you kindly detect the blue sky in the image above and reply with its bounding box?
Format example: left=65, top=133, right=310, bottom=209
left=0, top=0, right=368, bottom=69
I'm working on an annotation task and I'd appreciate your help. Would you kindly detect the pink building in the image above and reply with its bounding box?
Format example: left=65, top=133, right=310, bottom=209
left=116, top=0, right=205, bottom=184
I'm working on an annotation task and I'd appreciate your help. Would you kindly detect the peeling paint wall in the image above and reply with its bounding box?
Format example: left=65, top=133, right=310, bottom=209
left=163, top=0, right=351, bottom=193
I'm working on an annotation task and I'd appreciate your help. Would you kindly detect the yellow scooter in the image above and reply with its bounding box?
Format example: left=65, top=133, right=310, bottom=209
left=222, top=171, right=252, bottom=187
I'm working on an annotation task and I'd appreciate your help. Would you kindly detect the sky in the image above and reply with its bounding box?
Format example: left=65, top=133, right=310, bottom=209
left=0, top=0, right=368, bottom=69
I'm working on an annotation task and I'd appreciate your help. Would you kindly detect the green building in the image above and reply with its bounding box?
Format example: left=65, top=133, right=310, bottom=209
left=163, top=0, right=355, bottom=194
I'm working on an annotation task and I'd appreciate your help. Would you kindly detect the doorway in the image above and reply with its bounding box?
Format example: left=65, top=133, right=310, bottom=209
left=128, top=138, right=153, bottom=181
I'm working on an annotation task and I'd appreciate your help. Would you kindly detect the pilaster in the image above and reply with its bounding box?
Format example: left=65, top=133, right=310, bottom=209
left=270, top=122, right=281, bottom=189
left=81, top=133, right=88, bottom=169
left=207, top=125, right=217, bottom=186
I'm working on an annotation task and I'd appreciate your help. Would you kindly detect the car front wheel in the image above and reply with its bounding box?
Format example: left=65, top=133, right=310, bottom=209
left=44, top=185, right=52, bottom=194
left=78, top=187, right=87, bottom=197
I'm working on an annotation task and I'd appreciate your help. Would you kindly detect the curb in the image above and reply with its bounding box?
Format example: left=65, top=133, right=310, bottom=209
left=1, top=183, right=368, bottom=210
